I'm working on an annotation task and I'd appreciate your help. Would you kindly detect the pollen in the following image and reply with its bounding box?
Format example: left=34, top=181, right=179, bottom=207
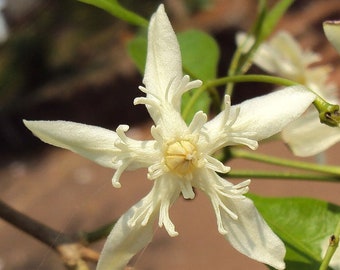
left=164, top=140, right=198, bottom=177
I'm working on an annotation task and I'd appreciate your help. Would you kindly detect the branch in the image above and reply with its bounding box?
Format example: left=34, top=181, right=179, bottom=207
left=0, top=199, right=77, bottom=248
left=0, top=199, right=100, bottom=269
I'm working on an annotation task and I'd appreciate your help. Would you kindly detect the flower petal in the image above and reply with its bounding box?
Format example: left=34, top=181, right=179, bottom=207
left=97, top=175, right=182, bottom=270
left=232, top=86, right=315, bottom=141
left=97, top=195, right=159, bottom=270
left=282, top=110, right=340, bottom=156
left=24, top=120, right=119, bottom=168
left=221, top=197, right=286, bottom=270
left=323, top=20, right=340, bottom=54
left=237, top=31, right=321, bottom=82
left=143, top=4, right=182, bottom=106
left=195, top=170, right=285, bottom=269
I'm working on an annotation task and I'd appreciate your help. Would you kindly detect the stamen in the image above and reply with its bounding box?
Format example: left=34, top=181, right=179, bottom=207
left=148, top=162, right=166, bottom=180
left=230, top=135, right=258, bottom=150
left=180, top=180, right=195, bottom=199
left=116, top=125, right=129, bottom=141
left=221, top=95, right=231, bottom=129
left=128, top=201, right=153, bottom=227
left=112, top=160, right=131, bottom=188
left=204, top=155, right=230, bottom=173
left=134, top=97, right=160, bottom=108
left=189, top=111, right=208, bottom=133
left=159, top=202, right=178, bottom=237
left=165, top=77, right=176, bottom=102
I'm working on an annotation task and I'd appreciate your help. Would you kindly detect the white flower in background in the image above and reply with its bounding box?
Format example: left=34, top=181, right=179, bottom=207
left=0, top=0, right=8, bottom=43
left=321, top=236, right=340, bottom=270
left=324, top=20, right=340, bottom=54
left=237, top=31, right=340, bottom=156
left=24, top=5, right=315, bottom=270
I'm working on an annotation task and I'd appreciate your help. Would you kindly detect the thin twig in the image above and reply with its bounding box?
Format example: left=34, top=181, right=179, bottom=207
left=0, top=199, right=78, bottom=248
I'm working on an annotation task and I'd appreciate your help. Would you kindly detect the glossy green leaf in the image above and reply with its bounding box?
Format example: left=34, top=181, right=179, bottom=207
left=177, top=30, right=219, bottom=81
left=249, top=194, right=340, bottom=269
left=78, top=0, right=148, bottom=27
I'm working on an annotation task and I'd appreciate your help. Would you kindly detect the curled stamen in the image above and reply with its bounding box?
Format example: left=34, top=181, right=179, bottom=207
left=134, top=97, right=160, bottom=109
left=204, top=155, right=230, bottom=173
left=148, top=162, right=166, bottom=180
left=138, top=85, right=162, bottom=101
left=233, top=179, right=251, bottom=189
left=150, top=125, right=163, bottom=142
left=159, top=202, right=178, bottom=236
left=183, top=79, right=202, bottom=92
left=211, top=200, right=228, bottom=235
left=230, top=136, right=258, bottom=150
left=128, top=201, right=154, bottom=227
left=171, top=76, right=202, bottom=106
left=179, top=180, right=195, bottom=199
left=112, top=160, right=131, bottom=188
left=116, top=125, right=129, bottom=141
left=189, top=111, right=208, bottom=133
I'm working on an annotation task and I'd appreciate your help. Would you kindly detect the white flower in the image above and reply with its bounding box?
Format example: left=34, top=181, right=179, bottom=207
left=324, top=20, right=340, bottom=55
left=24, top=5, right=315, bottom=270
left=237, top=31, right=340, bottom=156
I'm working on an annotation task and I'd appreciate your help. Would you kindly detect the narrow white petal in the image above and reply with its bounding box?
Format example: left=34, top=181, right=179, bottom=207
left=23, top=120, right=157, bottom=174
left=221, top=197, right=286, bottom=270
left=324, top=21, right=340, bottom=54
left=239, top=31, right=320, bottom=82
left=24, top=120, right=119, bottom=168
left=97, top=194, right=159, bottom=270
left=282, top=110, right=340, bottom=156
left=196, top=171, right=285, bottom=269
left=232, top=86, right=315, bottom=141
left=143, top=4, right=182, bottom=105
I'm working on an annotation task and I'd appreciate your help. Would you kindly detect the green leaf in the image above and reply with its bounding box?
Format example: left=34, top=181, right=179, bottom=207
left=127, top=35, right=147, bottom=74
left=178, top=30, right=219, bottom=122
left=177, top=30, right=219, bottom=81
left=249, top=194, right=340, bottom=269
left=78, top=0, right=148, bottom=27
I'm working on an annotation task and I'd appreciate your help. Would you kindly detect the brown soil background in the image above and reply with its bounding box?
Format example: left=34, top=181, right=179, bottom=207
left=1, top=0, right=340, bottom=270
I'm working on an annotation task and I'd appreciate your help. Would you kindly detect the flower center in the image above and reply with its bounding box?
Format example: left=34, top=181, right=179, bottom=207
left=164, top=140, right=198, bottom=177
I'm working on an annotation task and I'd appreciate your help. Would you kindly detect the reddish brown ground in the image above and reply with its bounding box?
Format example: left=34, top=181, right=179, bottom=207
left=1, top=0, right=340, bottom=270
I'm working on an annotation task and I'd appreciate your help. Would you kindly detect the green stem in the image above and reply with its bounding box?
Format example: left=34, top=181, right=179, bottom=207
left=230, top=148, right=340, bottom=176
left=211, top=74, right=297, bottom=88
left=227, top=170, right=340, bottom=182
left=182, top=74, right=297, bottom=120
left=182, top=74, right=340, bottom=126
left=319, top=220, right=340, bottom=270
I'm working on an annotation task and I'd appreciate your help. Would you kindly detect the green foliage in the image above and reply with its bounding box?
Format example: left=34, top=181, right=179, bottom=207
left=177, top=30, right=219, bottom=81
left=177, top=30, right=219, bottom=122
left=78, top=0, right=148, bottom=27
left=127, top=36, right=147, bottom=74
left=250, top=194, right=340, bottom=269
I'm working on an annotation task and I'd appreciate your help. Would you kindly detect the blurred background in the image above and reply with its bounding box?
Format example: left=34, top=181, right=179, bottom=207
left=0, top=0, right=340, bottom=269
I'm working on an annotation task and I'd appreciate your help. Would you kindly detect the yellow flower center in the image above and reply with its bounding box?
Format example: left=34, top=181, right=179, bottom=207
left=164, top=140, right=198, bottom=177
